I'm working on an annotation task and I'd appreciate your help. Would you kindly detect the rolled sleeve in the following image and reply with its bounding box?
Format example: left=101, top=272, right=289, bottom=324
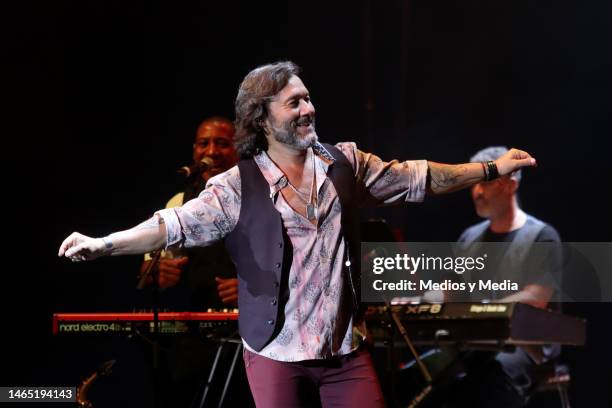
left=155, top=207, right=185, bottom=248
left=401, top=159, right=428, bottom=202
left=335, top=142, right=428, bottom=205
left=155, top=166, right=241, bottom=250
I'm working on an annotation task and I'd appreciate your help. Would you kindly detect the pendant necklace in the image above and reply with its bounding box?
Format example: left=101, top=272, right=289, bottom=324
left=287, top=153, right=317, bottom=221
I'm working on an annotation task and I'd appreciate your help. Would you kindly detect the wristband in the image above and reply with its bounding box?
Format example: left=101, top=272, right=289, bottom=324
left=486, top=160, right=499, bottom=181
left=480, top=162, right=488, bottom=181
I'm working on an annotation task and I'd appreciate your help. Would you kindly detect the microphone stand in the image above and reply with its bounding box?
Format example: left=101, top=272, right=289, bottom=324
left=137, top=249, right=163, bottom=407
left=385, top=300, right=433, bottom=408
left=369, top=244, right=433, bottom=407
left=378, top=290, right=433, bottom=407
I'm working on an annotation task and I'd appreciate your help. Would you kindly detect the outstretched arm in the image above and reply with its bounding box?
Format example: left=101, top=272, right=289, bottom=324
left=427, top=148, right=536, bottom=194
left=58, top=215, right=167, bottom=262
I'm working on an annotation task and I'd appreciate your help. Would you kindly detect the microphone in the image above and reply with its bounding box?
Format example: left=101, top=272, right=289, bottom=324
left=177, top=157, right=214, bottom=177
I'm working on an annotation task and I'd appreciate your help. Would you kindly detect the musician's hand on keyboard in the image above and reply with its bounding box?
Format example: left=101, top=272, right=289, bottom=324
left=58, top=232, right=107, bottom=262
left=216, top=277, right=238, bottom=306
left=158, top=257, right=188, bottom=289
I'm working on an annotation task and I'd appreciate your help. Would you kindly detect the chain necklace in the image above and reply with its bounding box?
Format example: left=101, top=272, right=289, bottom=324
left=286, top=153, right=317, bottom=221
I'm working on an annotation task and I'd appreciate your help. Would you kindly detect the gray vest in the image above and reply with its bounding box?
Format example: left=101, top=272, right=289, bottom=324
left=224, top=144, right=360, bottom=351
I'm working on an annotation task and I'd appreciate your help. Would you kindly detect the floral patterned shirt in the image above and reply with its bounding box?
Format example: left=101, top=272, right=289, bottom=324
left=157, top=142, right=427, bottom=361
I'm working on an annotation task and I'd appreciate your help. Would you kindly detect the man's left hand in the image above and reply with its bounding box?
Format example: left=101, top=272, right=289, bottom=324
left=496, top=148, right=537, bottom=176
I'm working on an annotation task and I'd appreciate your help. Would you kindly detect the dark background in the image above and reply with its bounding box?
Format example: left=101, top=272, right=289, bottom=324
left=2, top=0, right=611, bottom=406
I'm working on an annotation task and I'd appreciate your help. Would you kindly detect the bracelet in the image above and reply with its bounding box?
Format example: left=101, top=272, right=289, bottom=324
left=480, top=162, right=488, bottom=181
left=486, top=160, right=499, bottom=181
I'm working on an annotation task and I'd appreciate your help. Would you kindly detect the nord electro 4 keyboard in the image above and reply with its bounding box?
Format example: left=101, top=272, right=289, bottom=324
left=52, top=310, right=238, bottom=335
left=365, top=302, right=586, bottom=346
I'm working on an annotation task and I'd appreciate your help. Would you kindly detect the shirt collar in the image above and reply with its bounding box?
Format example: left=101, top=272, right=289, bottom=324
left=253, top=142, right=336, bottom=193
left=312, top=142, right=335, bottom=162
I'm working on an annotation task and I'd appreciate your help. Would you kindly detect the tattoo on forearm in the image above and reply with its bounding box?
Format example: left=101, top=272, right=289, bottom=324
left=428, top=163, right=483, bottom=194
left=101, top=237, right=113, bottom=250
left=430, top=164, right=465, bottom=189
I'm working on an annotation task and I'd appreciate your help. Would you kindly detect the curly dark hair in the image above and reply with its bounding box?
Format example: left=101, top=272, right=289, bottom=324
left=234, top=61, right=300, bottom=159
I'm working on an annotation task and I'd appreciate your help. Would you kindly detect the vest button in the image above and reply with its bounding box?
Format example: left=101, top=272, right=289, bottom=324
left=278, top=242, right=283, bottom=248
left=267, top=319, right=274, bottom=325
left=271, top=298, right=277, bottom=306
left=275, top=262, right=281, bottom=268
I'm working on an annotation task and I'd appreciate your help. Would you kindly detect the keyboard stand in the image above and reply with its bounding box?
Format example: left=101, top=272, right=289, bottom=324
left=196, top=337, right=243, bottom=408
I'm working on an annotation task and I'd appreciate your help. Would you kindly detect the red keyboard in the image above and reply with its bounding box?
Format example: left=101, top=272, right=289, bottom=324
left=53, top=310, right=239, bottom=335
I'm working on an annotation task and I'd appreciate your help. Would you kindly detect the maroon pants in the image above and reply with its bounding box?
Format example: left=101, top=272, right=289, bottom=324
left=243, top=347, right=385, bottom=408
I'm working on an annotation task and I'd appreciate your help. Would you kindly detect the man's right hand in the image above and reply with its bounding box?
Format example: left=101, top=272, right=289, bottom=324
left=58, top=232, right=107, bottom=261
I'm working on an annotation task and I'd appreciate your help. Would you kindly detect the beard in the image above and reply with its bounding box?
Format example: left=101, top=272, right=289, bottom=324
left=270, top=116, right=318, bottom=150
left=474, top=199, right=490, bottom=218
